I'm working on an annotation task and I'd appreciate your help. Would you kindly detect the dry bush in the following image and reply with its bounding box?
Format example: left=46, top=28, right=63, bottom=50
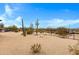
left=55, top=27, right=69, bottom=38
left=45, top=28, right=56, bottom=35
left=31, top=43, right=41, bottom=54
left=68, top=44, right=79, bottom=55
left=27, top=28, right=33, bottom=34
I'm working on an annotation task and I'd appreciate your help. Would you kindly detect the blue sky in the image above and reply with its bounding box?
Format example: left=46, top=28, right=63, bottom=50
left=0, top=3, right=79, bottom=28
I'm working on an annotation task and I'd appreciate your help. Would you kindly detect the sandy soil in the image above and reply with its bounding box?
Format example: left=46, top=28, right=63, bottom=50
left=0, top=32, right=78, bottom=55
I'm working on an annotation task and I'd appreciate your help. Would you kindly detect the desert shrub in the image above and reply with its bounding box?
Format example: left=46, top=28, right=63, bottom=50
left=27, top=23, right=34, bottom=35
left=38, top=29, right=43, bottom=33
left=68, top=45, right=79, bottom=55
left=27, top=28, right=33, bottom=34
left=56, top=27, right=69, bottom=37
left=5, top=25, right=18, bottom=32
left=45, top=28, right=56, bottom=34
left=68, top=42, right=79, bottom=55
left=31, top=43, right=41, bottom=54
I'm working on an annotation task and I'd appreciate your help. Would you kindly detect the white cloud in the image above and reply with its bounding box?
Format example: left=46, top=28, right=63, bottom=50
left=0, top=4, right=15, bottom=20
left=0, top=4, right=79, bottom=28
left=4, top=4, right=19, bottom=17
left=3, top=16, right=22, bottom=27
left=15, top=16, right=22, bottom=22
left=40, top=18, right=79, bottom=28
left=0, top=4, right=21, bottom=27
left=14, top=16, right=23, bottom=27
left=5, top=4, right=13, bottom=17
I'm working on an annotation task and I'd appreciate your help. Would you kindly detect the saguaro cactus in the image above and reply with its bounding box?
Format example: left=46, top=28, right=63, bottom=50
left=35, top=18, right=39, bottom=35
left=22, top=18, right=26, bottom=36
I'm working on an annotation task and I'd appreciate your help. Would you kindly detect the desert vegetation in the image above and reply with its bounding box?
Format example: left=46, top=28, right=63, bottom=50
left=27, top=23, right=34, bottom=34
left=55, top=27, right=69, bottom=38
left=1, top=3, right=79, bottom=55
left=21, top=18, right=26, bottom=36
left=35, top=19, right=39, bottom=35
left=68, top=40, right=79, bottom=55
left=1, top=18, right=79, bottom=55
left=31, top=43, right=41, bottom=54
left=4, top=25, right=18, bottom=32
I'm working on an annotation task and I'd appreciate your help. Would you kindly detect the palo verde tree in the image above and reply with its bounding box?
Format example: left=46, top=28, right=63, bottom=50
left=11, top=25, right=18, bottom=32
left=0, top=23, right=4, bottom=28
left=5, top=25, right=18, bottom=32
left=35, top=18, right=39, bottom=35
left=0, top=20, right=4, bottom=31
left=0, top=20, right=4, bottom=28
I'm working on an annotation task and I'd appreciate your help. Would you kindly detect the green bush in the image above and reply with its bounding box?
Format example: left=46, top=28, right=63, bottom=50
left=5, top=25, right=18, bottom=32
left=31, top=43, right=41, bottom=54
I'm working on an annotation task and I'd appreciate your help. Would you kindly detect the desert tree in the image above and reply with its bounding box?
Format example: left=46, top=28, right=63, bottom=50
left=0, top=23, right=4, bottom=28
left=0, top=20, right=3, bottom=28
left=10, top=25, right=18, bottom=32
left=4, top=25, right=18, bottom=32
left=0, top=20, right=4, bottom=32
